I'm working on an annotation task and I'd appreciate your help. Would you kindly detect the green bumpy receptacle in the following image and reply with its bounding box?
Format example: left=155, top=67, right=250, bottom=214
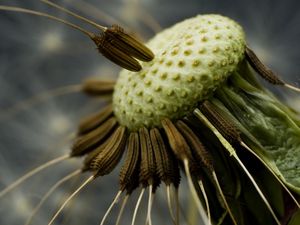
left=113, top=14, right=246, bottom=130
left=112, top=14, right=300, bottom=225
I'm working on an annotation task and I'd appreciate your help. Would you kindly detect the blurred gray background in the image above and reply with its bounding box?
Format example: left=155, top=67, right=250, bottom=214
left=0, top=0, right=300, bottom=224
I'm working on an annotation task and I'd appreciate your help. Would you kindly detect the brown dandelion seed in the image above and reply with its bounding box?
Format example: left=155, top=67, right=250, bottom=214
left=119, top=132, right=141, bottom=193
left=72, top=117, right=118, bottom=157
left=2, top=6, right=300, bottom=225
left=105, top=24, right=155, bottom=62
left=175, top=120, right=213, bottom=171
left=150, top=128, right=180, bottom=187
left=161, top=118, right=210, bottom=224
left=0, top=1, right=153, bottom=72
left=245, top=46, right=284, bottom=85
left=82, top=126, right=124, bottom=172
left=161, top=118, right=193, bottom=161
left=193, top=109, right=282, bottom=225
left=176, top=120, right=237, bottom=225
left=78, top=104, right=114, bottom=135
left=199, top=100, right=241, bottom=145
left=199, top=101, right=300, bottom=209
left=139, top=127, right=157, bottom=187
left=92, top=34, right=142, bottom=72
left=245, top=46, right=300, bottom=93
left=89, top=126, right=127, bottom=177
left=42, top=0, right=153, bottom=71
left=149, top=128, right=181, bottom=225
left=81, top=79, right=116, bottom=96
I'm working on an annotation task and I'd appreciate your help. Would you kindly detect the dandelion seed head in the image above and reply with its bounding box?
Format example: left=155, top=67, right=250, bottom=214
left=1, top=1, right=300, bottom=225
left=113, top=14, right=245, bottom=130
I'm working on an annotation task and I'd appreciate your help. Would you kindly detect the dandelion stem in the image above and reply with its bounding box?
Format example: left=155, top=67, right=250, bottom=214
left=131, top=188, right=145, bottom=225
left=166, top=185, right=177, bottom=225
left=0, top=154, right=69, bottom=198
left=197, top=180, right=211, bottom=225
left=100, top=190, right=122, bottom=225
left=74, top=0, right=121, bottom=27
left=0, top=84, right=82, bottom=120
left=212, top=171, right=237, bottom=225
left=146, top=185, right=154, bottom=225
left=174, top=187, right=180, bottom=225
left=24, top=169, right=81, bottom=225
left=183, top=159, right=210, bottom=225
left=234, top=156, right=281, bottom=225
left=115, top=194, right=129, bottom=225
left=284, top=83, right=300, bottom=93
left=41, top=0, right=107, bottom=31
left=0, top=6, right=93, bottom=37
left=48, top=175, right=94, bottom=225
left=194, top=109, right=281, bottom=225
left=241, top=142, right=300, bottom=209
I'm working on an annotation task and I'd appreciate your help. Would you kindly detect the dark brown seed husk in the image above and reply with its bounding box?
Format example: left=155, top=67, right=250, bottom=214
left=71, top=117, right=118, bottom=156
left=199, top=101, right=241, bottom=145
left=105, top=25, right=154, bottom=62
left=245, top=46, right=284, bottom=85
left=78, top=104, right=113, bottom=135
left=82, top=79, right=116, bottom=96
left=90, top=126, right=127, bottom=177
left=91, top=35, right=142, bottom=72
left=161, top=118, right=193, bottom=161
left=139, top=127, right=156, bottom=187
left=119, top=132, right=141, bottom=193
left=150, top=128, right=180, bottom=187
left=82, top=131, right=113, bottom=171
left=176, top=120, right=213, bottom=172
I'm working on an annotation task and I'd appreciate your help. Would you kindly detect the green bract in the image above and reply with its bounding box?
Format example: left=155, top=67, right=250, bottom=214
left=214, top=67, right=300, bottom=194
left=113, top=14, right=246, bottom=130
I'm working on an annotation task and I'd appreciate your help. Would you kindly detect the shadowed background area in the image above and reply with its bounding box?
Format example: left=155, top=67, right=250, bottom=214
left=0, top=0, right=299, bottom=224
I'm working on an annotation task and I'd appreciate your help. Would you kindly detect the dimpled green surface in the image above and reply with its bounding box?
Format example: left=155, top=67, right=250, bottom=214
left=113, top=14, right=246, bottom=130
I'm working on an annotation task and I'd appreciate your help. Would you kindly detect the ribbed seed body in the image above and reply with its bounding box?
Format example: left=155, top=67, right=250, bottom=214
left=150, top=128, right=180, bottom=187
left=200, top=101, right=241, bottom=145
left=139, top=127, right=156, bottom=186
left=119, top=132, right=140, bottom=193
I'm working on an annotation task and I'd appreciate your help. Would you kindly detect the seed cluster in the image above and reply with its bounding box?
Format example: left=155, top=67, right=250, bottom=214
left=2, top=3, right=300, bottom=225
left=113, top=14, right=246, bottom=130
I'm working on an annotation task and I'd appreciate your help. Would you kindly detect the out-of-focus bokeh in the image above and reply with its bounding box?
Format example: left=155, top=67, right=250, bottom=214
left=0, top=0, right=299, bottom=224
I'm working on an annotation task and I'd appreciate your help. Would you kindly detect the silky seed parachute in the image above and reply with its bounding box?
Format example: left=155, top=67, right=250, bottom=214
left=0, top=2, right=300, bottom=225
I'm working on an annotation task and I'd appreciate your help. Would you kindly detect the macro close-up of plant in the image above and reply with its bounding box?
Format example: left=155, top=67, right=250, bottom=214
left=0, top=0, right=300, bottom=225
